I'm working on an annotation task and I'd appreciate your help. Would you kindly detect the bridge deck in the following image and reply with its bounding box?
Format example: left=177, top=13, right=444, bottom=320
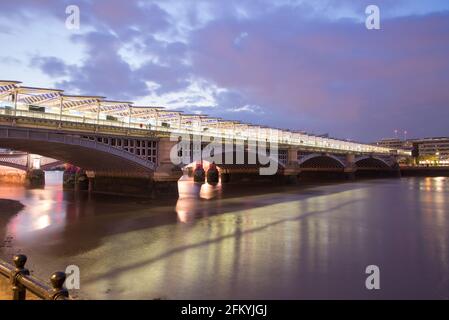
left=0, top=106, right=405, bottom=156
left=0, top=113, right=398, bottom=157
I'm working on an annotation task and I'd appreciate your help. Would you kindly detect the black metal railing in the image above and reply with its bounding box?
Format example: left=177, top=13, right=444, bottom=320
left=0, top=254, right=70, bottom=300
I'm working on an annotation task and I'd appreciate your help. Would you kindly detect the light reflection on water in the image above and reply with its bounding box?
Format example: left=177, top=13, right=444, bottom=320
left=1, top=173, right=449, bottom=299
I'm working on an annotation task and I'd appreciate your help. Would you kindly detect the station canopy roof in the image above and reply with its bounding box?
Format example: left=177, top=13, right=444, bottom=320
left=0, top=80, right=383, bottom=149
left=0, top=81, right=245, bottom=129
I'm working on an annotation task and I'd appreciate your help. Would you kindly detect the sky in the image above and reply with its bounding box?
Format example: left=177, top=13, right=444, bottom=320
left=0, top=0, right=448, bottom=142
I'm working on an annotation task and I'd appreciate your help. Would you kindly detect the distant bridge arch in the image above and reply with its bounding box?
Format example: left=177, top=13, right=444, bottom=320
left=299, top=153, right=346, bottom=169
left=354, top=156, right=392, bottom=169
left=0, top=153, right=64, bottom=171
left=178, top=144, right=287, bottom=171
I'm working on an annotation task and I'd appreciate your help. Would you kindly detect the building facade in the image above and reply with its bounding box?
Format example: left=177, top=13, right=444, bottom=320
left=409, top=137, right=449, bottom=165
left=375, top=138, right=406, bottom=150
left=375, top=137, right=449, bottom=166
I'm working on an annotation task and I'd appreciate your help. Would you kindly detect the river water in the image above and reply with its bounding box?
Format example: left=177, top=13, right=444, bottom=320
left=0, top=172, right=448, bottom=299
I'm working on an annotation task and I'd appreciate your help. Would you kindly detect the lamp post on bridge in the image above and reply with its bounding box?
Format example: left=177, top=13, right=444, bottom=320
left=95, top=100, right=101, bottom=132
left=58, top=96, right=64, bottom=128
left=127, top=105, right=133, bottom=135
left=13, top=89, right=19, bottom=116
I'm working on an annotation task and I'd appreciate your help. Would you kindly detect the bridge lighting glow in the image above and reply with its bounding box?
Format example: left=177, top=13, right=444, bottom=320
left=32, top=158, right=41, bottom=170
left=0, top=80, right=410, bottom=156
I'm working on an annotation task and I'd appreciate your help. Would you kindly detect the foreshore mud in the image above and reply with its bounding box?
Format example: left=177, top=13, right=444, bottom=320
left=0, top=199, right=24, bottom=215
left=0, top=199, right=25, bottom=300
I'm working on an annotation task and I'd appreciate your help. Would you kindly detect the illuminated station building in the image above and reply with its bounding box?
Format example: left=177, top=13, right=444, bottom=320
left=375, top=137, right=449, bottom=166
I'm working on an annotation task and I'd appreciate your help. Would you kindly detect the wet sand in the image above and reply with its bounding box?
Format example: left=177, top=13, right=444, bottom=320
left=0, top=199, right=25, bottom=300
left=0, top=199, right=24, bottom=213
left=0, top=199, right=24, bottom=251
left=0, top=198, right=24, bottom=248
left=0, top=199, right=39, bottom=300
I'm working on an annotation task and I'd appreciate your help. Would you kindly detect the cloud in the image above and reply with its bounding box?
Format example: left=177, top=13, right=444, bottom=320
left=1, top=0, right=449, bottom=141
left=190, top=8, right=449, bottom=140
left=227, top=104, right=263, bottom=114
left=31, top=56, right=70, bottom=77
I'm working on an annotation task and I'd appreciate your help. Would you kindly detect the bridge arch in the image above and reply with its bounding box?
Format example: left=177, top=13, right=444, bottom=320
left=354, top=156, right=391, bottom=169
left=178, top=145, right=286, bottom=170
left=0, top=126, right=156, bottom=175
left=0, top=154, right=64, bottom=171
left=299, top=153, right=346, bottom=169
left=0, top=161, right=27, bottom=171
left=178, top=146, right=287, bottom=184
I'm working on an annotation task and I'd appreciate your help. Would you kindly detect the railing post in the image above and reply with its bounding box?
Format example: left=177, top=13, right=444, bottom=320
left=10, top=254, right=30, bottom=300
left=50, top=272, right=69, bottom=300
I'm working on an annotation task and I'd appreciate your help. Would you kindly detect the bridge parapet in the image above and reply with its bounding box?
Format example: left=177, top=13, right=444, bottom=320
left=0, top=98, right=405, bottom=156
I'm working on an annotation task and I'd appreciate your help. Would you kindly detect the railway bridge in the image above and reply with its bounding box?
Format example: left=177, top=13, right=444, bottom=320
left=0, top=151, right=63, bottom=171
left=0, top=80, right=410, bottom=195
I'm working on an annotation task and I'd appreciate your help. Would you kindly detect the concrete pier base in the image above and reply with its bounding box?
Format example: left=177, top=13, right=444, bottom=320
left=63, top=170, right=89, bottom=190
left=283, top=164, right=301, bottom=185
left=150, top=140, right=183, bottom=196
left=206, top=168, right=219, bottom=185
left=346, top=172, right=356, bottom=180
left=75, top=172, right=89, bottom=191
left=86, top=174, right=180, bottom=198
left=25, top=169, right=45, bottom=188
left=284, top=175, right=299, bottom=185
left=63, top=171, right=76, bottom=189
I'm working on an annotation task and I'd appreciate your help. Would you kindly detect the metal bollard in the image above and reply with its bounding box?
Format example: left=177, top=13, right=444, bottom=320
left=11, top=254, right=30, bottom=300
left=50, top=271, right=69, bottom=300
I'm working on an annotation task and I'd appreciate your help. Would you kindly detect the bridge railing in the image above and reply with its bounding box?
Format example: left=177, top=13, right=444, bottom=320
left=0, top=107, right=242, bottom=141
left=0, top=105, right=403, bottom=155
left=0, top=254, right=71, bottom=300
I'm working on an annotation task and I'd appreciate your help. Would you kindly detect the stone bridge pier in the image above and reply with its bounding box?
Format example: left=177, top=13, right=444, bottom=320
left=24, top=154, right=45, bottom=188
left=344, top=153, right=356, bottom=180
left=282, top=148, right=301, bottom=184
left=84, top=138, right=183, bottom=197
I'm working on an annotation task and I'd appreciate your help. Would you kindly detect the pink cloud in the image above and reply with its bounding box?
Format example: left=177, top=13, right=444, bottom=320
left=191, top=10, right=449, bottom=139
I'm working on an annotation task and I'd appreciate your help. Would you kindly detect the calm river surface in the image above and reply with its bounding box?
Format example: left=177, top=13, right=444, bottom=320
left=1, top=172, right=449, bottom=299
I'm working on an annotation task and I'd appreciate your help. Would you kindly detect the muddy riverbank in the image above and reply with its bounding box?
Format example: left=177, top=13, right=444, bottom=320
left=0, top=199, right=25, bottom=300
